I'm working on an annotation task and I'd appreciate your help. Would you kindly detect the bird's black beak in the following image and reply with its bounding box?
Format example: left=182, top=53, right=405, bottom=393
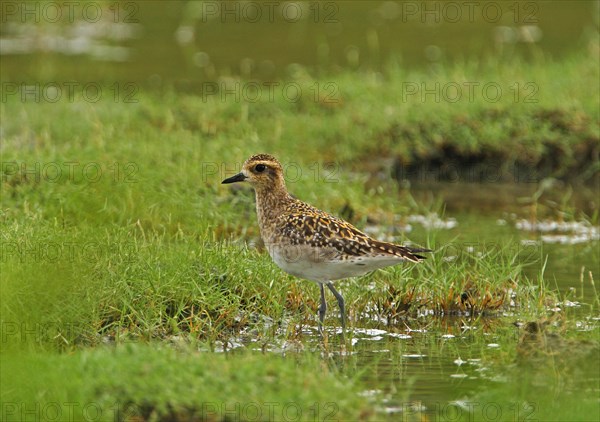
left=221, top=172, right=246, bottom=184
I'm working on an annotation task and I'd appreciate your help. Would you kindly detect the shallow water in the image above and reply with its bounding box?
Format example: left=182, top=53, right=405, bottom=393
left=219, top=307, right=598, bottom=420
left=400, top=182, right=599, bottom=298
left=341, top=182, right=599, bottom=419
left=342, top=316, right=599, bottom=420
left=1, top=1, right=597, bottom=83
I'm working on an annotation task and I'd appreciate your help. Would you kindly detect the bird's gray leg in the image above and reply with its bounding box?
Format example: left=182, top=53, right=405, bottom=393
left=318, top=283, right=327, bottom=335
left=326, top=282, right=346, bottom=332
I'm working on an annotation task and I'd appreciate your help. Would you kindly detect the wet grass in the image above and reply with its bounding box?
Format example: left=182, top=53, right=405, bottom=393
left=0, top=211, right=565, bottom=351
left=1, top=344, right=375, bottom=422
left=1, top=51, right=599, bottom=420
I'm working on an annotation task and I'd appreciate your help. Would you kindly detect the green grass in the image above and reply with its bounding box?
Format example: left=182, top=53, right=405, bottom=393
left=1, top=51, right=599, bottom=421
left=1, top=213, right=553, bottom=350
left=1, top=344, right=374, bottom=421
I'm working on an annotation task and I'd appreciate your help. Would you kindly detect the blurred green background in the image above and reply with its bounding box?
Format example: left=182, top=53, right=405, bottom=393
left=1, top=0, right=598, bottom=86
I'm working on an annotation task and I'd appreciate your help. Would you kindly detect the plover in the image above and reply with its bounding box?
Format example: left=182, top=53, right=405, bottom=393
left=222, top=154, right=430, bottom=334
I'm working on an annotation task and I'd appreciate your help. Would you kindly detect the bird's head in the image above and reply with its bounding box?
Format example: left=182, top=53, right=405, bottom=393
left=221, top=153, right=286, bottom=191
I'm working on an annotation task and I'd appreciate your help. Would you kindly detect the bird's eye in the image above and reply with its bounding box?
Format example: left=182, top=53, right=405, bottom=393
left=254, top=164, right=266, bottom=173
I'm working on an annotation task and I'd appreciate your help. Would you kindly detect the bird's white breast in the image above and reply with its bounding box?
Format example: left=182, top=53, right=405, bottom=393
left=265, top=242, right=406, bottom=284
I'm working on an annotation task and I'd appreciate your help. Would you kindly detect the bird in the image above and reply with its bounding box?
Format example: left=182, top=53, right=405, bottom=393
left=222, top=153, right=430, bottom=334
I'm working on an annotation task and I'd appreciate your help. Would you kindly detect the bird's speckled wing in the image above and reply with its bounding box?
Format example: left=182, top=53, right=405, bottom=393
left=278, top=200, right=427, bottom=262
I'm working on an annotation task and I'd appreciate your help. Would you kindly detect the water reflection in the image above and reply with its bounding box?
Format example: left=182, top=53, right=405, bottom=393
left=1, top=19, right=141, bottom=61
left=1, top=1, right=596, bottom=83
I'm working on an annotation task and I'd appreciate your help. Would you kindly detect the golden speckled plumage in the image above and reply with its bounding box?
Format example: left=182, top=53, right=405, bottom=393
left=222, top=153, right=430, bottom=333
left=274, top=201, right=427, bottom=261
